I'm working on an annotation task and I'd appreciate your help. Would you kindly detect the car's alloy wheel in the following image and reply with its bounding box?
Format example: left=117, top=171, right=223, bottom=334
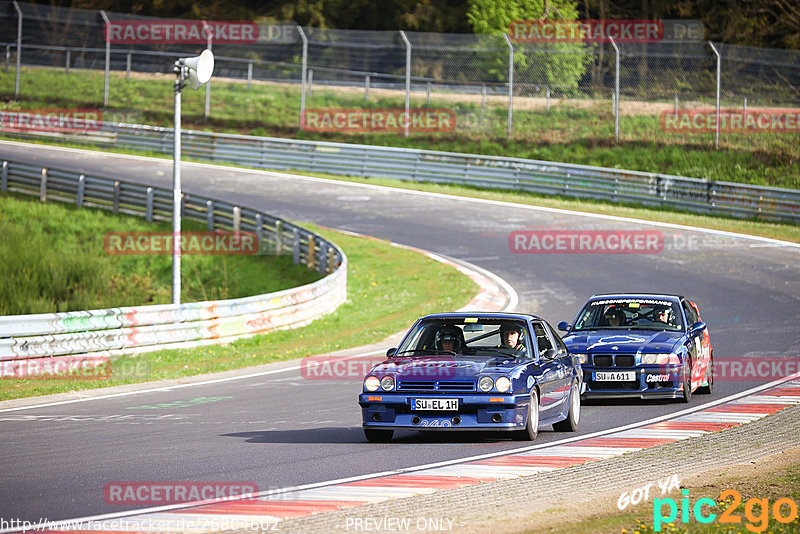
left=364, top=429, right=394, bottom=443
left=553, top=380, right=580, bottom=432
left=517, top=389, right=539, bottom=441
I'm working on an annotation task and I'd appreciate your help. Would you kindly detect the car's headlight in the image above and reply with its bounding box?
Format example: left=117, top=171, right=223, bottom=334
left=495, top=376, right=512, bottom=393
left=478, top=376, right=494, bottom=392
left=364, top=376, right=380, bottom=392
left=380, top=375, right=395, bottom=391
left=575, top=353, right=589, bottom=365
left=645, top=353, right=680, bottom=365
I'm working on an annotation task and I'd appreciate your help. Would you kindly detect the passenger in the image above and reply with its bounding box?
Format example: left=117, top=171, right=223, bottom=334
left=654, top=308, right=672, bottom=325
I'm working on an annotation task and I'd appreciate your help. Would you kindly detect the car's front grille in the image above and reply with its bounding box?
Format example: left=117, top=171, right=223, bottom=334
left=437, top=381, right=475, bottom=391
left=397, top=380, right=475, bottom=392
left=615, top=355, right=635, bottom=367
left=592, top=354, right=635, bottom=367
left=593, top=355, right=612, bottom=367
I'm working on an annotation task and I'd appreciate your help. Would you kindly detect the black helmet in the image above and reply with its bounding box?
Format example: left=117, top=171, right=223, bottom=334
left=604, top=308, right=625, bottom=324
left=436, top=326, right=462, bottom=352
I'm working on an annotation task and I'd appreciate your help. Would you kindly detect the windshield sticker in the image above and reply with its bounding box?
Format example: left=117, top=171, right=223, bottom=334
left=464, top=317, right=478, bottom=323
left=591, top=299, right=672, bottom=307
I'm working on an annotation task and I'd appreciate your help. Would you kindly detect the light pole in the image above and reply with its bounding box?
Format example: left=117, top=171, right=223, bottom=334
left=172, top=49, right=214, bottom=305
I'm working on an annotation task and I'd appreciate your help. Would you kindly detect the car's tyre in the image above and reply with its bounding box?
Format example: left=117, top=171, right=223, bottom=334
left=678, top=357, right=692, bottom=403
left=516, top=389, right=539, bottom=441
left=697, top=353, right=714, bottom=395
left=364, top=429, right=393, bottom=443
left=553, top=380, right=580, bottom=432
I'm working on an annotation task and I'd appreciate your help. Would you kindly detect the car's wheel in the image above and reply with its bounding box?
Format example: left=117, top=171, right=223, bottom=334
left=553, top=380, right=580, bottom=432
left=678, top=357, right=692, bottom=403
left=697, top=353, right=714, bottom=395
left=516, top=389, right=539, bottom=441
left=364, top=429, right=393, bottom=443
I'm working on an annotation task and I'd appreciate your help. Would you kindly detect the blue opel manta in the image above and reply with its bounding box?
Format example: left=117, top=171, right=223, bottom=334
left=359, top=312, right=582, bottom=443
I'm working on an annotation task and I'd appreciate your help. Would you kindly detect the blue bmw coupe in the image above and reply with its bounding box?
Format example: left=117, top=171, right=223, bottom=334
left=559, top=293, right=713, bottom=402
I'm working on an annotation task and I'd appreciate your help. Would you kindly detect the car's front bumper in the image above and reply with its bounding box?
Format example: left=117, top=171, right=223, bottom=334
left=359, top=392, right=530, bottom=431
left=580, top=365, right=685, bottom=399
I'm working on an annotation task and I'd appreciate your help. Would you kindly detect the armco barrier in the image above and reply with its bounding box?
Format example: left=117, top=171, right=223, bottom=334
left=5, top=123, right=798, bottom=223
left=0, top=159, right=347, bottom=360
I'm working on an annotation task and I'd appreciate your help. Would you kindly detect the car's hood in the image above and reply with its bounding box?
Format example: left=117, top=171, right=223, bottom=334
left=369, top=355, right=523, bottom=379
left=564, top=329, right=682, bottom=353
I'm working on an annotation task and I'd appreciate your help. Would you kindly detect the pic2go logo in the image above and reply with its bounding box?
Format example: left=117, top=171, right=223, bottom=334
left=654, top=489, right=799, bottom=533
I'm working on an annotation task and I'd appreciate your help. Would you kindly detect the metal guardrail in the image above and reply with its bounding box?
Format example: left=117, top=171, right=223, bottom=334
left=0, top=158, right=347, bottom=360
left=8, top=123, right=798, bottom=223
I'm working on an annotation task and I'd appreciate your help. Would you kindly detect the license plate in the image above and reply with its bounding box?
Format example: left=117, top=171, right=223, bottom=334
left=411, top=398, right=458, bottom=411
left=593, top=371, right=636, bottom=381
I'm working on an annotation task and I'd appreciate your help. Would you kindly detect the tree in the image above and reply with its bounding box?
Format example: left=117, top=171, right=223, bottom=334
left=466, top=0, right=592, bottom=94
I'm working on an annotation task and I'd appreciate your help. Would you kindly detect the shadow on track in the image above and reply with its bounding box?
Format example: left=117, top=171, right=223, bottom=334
left=222, top=427, right=560, bottom=444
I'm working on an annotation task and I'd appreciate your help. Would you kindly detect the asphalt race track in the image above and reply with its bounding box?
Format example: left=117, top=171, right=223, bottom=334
left=1, top=141, right=799, bottom=524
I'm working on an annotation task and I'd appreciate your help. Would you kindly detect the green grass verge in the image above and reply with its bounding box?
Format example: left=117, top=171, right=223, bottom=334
left=0, top=224, right=479, bottom=400
left=0, top=192, right=322, bottom=314
left=1, top=67, right=799, bottom=189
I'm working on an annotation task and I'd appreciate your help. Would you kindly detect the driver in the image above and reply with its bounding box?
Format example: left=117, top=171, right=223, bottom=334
left=436, top=326, right=462, bottom=354
left=603, top=308, right=625, bottom=327
left=499, top=323, right=526, bottom=351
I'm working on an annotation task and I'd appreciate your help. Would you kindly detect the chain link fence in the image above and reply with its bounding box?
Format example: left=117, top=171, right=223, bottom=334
left=1, top=1, right=799, bottom=149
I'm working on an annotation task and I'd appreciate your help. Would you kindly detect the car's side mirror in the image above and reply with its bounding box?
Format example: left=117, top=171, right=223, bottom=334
left=386, top=347, right=397, bottom=357
left=541, top=348, right=558, bottom=360
left=557, top=321, right=571, bottom=332
left=688, top=321, right=706, bottom=337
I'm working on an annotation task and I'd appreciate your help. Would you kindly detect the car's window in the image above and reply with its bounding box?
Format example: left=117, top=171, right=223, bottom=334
left=682, top=300, right=699, bottom=325
left=394, top=318, right=531, bottom=358
left=572, top=298, right=684, bottom=331
left=532, top=322, right=553, bottom=356
left=546, top=322, right=568, bottom=354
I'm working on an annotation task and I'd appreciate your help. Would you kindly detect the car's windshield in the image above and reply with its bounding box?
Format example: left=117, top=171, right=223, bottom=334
left=395, top=318, right=531, bottom=358
left=572, top=298, right=684, bottom=332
